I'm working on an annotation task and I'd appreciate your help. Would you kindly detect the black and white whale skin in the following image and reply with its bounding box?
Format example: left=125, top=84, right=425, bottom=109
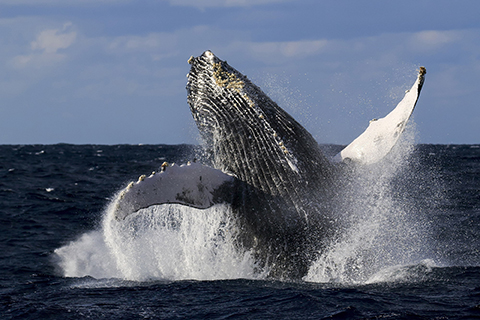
left=113, top=51, right=426, bottom=279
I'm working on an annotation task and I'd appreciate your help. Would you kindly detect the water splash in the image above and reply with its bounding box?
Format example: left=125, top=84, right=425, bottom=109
left=55, top=203, right=262, bottom=281
left=305, top=125, right=435, bottom=283
left=55, top=230, right=121, bottom=279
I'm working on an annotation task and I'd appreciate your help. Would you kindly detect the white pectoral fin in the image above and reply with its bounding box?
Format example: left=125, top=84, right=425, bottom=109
left=334, top=67, right=426, bottom=165
left=113, top=162, right=235, bottom=220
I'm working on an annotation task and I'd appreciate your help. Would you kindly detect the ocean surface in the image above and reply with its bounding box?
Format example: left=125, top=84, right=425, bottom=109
left=1, top=143, right=479, bottom=319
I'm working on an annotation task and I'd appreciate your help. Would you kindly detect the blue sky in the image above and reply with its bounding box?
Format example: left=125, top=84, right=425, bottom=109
left=1, top=0, right=479, bottom=145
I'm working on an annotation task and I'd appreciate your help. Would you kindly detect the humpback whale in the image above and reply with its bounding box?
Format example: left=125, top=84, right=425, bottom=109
left=112, top=51, right=426, bottom=279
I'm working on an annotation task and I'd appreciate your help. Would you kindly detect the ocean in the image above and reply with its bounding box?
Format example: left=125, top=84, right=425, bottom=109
left=1, top=143, right=479, bottom=319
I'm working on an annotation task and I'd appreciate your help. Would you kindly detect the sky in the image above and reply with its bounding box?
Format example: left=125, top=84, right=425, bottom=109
left=0, top=0, right=479, bottom=145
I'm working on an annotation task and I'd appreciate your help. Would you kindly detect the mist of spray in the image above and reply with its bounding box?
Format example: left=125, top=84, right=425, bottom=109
left=305, top=124, right=434, bottom=284
left=55, top=203, right=262, bottom=281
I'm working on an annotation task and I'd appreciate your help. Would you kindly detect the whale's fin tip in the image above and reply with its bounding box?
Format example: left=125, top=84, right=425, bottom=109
left=335, top=67, right=426, bottom=165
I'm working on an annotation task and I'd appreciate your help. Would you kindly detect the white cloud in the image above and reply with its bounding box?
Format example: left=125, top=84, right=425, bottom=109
left=0, top=0, right=288, bottom=6
left=0, top=0, right=128, bottom=4
left=408, top=30, right=460, bottom=53
left=1, top=12, right=478, bottom=144
left=11, top=22, right=76, bottom=69
left=168, top=0, right=291, bottom=8
left=108, top=32, right=177, bottom=53
left=31, top=22, right=76, bottom=53
left=248, top=40, right=329, bottom=59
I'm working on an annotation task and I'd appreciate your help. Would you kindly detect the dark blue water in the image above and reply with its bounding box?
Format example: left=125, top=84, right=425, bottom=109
left=1, top=144, right=479, bottom=319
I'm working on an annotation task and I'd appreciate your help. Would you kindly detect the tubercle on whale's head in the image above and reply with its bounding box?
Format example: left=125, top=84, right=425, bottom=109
left=187, top=51, right=285, bottom=140
left=187, top=51, right=249, bottom=103
left=186, top=50, right=286, bottom=133
left=186, top=51, right=264, bottom=146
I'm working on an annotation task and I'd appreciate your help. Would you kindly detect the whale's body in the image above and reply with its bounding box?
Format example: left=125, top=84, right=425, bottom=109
left=113, top=51, right=426, bottom=278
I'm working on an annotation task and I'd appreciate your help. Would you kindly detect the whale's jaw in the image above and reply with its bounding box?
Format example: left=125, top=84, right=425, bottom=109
left=186, top=51, right=338, bottom=278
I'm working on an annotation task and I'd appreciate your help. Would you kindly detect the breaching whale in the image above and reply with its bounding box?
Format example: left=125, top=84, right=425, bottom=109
left=112, top=51, right=426, bottom=279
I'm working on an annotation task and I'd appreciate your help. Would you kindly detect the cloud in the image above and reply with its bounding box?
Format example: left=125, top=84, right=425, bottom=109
left=11, top=22, right=76, bottom=69
left=248, top=40, right=329, bottom=59
left=0, top=0, right=128, bottom=5
left=31, top=22, right=76, bottom=53
left=107, top=32, right=178, bottom=54
left=168, top=0, right=291, bottom=8
left=0, top=0, right=287, bottom=6
left=1, top=11, right=478, bottom=144
left=408, top=30, right=460, bottom=53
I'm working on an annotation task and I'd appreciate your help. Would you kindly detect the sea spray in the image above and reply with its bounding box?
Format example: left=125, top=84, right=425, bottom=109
left=103, top=203, right=261, bottom=281
left=54, top=230, right=121, bottom=279
left=55, top=202, right=262, bottom=281
left=305, top=125, right=433, bottom=283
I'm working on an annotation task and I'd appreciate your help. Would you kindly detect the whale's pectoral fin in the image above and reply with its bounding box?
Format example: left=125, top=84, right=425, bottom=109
left=334, top=67, right=426, bottom=165
left=113, top=162, right=236, bottom=220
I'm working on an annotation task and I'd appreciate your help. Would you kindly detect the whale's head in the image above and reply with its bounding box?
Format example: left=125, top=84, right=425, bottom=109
left=187, top=52, right=338, bottom=277
left=186, top=51, right=335, bottom=197
left=186, top=51, right=279, bottom=162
